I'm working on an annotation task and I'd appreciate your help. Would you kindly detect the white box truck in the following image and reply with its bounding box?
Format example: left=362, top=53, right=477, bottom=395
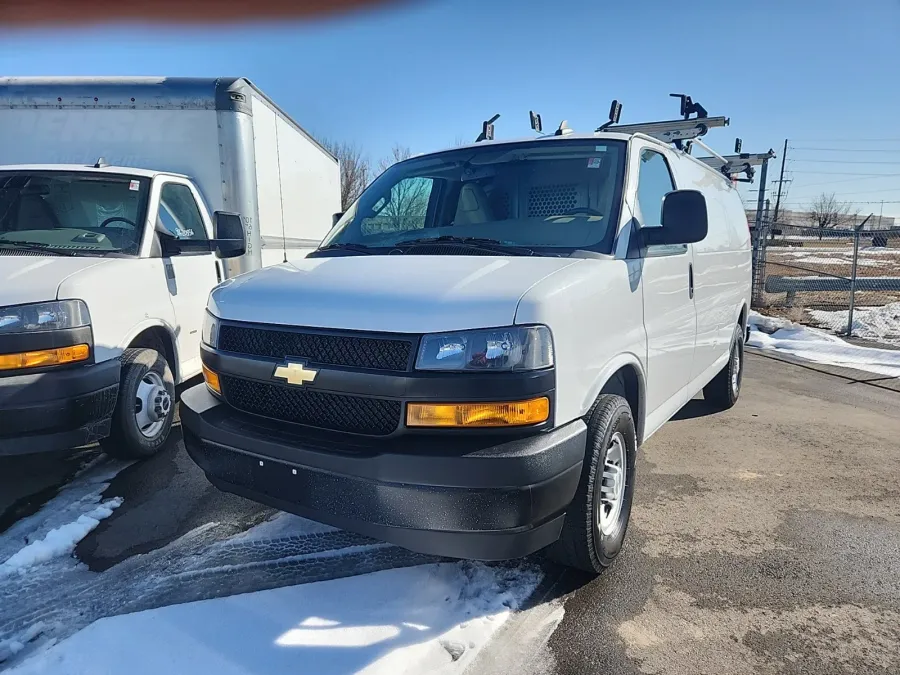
left=0, top=77, right=340, bottom=459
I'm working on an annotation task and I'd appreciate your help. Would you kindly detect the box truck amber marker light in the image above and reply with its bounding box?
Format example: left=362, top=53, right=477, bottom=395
left=0, top=344, right=90, bottom=371
left=202, top=364, right=221, bottom=394
left=407, top=397, right=550, bottom=428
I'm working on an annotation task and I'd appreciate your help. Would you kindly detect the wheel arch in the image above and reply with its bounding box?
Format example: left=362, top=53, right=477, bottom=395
left=583, top=354, right=646, bottom=446
left=121, top=321, right=180, bottom=384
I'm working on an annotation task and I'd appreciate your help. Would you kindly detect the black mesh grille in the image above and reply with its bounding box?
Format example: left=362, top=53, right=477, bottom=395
left=218, top=325, right=413, bottom=372
left=221, top=376, right=400, bottom=436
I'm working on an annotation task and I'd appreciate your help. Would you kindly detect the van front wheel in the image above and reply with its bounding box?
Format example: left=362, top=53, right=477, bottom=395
left=100, top=348, right=175, bottom=459
left=545, top=394, right=637, bottom=574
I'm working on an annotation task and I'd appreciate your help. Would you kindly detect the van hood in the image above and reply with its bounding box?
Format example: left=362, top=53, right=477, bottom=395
left=209, top=255, right=582, bottom=333
left=0, top=256, right=111, bottom=306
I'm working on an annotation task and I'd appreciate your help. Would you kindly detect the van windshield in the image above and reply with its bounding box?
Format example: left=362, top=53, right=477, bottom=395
left=321, top=139, right=626, bottom=256
left=0, top=171, right=150, bottom=257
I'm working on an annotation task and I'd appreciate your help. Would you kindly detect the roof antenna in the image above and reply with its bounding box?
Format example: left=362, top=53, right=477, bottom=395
left=93, top=157, right=108, bottom=168
left=529, top=110, right=543, bottom=133
left=596, top=100, right=622, bottom=132
left=555, top=120, right=574, bottom=136
left=476, top=114, right=500, bottom=142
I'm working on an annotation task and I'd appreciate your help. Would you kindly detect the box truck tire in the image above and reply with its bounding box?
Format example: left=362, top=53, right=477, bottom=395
left=100, top=348, right=175, bottom=459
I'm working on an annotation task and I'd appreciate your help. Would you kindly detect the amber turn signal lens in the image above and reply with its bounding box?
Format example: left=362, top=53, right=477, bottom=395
left=202, top=364, right=221, bottom=394
left=406, top=397, right=550, bottom=428
left=0, top=343, right=90, bottom=371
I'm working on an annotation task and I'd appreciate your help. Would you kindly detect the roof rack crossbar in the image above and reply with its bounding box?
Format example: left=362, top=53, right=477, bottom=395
left=696, top=148, right=776, bottom=183
left=597, top=116, right=730, bottom=141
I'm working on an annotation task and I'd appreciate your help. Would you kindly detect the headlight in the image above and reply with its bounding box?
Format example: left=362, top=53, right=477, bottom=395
left=0, top=300, right=91, bottom=334
left=416, top=325, right=553, bottom=372
left=202, top=311, right=219, bottom=348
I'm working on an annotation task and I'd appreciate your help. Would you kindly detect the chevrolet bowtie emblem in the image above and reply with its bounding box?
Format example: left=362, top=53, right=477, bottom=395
left=273, top=361, right=318, bottom=386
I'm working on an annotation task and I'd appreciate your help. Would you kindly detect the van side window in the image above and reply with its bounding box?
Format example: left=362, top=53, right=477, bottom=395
left=636, top=150, right=675, bottom=228
left=158, top=183, right=208, bottom=242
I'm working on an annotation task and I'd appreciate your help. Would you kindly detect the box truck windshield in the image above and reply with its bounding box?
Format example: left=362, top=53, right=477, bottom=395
left=0, top=171, right=150, bottom=257
left=320, top=139, right=626, bottom=256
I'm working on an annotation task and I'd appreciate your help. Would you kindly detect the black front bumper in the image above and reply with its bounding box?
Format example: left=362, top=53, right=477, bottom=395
left=0, top=359, right=120, bottom=456
left=181, top=384, right=587, bottom=560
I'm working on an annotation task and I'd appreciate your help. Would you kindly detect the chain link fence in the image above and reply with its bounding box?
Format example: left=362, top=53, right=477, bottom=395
left=751, top=220, right=900, bottom=346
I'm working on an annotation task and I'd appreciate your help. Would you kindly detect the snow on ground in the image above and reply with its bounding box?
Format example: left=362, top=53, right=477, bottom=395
left=808, top=302, right=900, bottom=347
left=8, top=561, right=542, bottom=675
left=0, top=498, right=121, bottom=576
left=748, top=311, right=900, bottom=378
left=230, top=512, right=335, bottom=541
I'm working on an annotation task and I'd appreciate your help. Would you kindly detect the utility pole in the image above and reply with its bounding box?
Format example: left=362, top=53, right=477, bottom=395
left=773, top=138, right=788, bottom=223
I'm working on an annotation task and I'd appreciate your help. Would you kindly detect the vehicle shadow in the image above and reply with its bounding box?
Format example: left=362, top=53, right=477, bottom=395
left=670, top=397, right=721, bottom=421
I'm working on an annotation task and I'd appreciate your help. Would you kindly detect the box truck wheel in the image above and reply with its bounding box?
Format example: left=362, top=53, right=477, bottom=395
left=100, top=348, right=175, bottom=459
left=545, top=394, right=637, bottom=574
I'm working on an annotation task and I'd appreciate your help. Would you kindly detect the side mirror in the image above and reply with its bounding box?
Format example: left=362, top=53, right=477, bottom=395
left=332, top=212, right=344, bottom=227
left=212, top=211, right=247, bottom=259
left=642, top=190, right=709, bottom=246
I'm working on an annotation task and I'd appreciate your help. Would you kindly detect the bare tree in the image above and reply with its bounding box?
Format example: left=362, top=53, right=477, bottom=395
left=370, top=144, right=431, bottom=234
left=806, top=192, right=858, bottom=240
left=320, top=138, right=369, bottom=211
left=449, top=135, right=469, bottom=148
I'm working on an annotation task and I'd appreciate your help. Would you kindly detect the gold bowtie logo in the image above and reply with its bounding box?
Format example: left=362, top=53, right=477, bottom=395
left=273, top=361, right=318, bottom=386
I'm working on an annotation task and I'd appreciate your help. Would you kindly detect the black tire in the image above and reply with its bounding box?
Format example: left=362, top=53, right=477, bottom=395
left=100, top=347, right=175, bottom=459
left=703, top=324, right=744, bottom=410
left=545, top=395, right=637, bottom=574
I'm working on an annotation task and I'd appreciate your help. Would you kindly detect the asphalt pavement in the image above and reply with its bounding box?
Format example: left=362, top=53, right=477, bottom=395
left=473, top=350, right=900, bottom=675
left=2, top=351, right=899, bottom=674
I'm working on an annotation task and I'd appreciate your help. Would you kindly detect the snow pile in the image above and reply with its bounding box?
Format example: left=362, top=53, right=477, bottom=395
left=8, top=561, right=542, bottom=675
left=808, top=302, right=900, bottom=347
left=0, top=498, right=122, bottom=576
left=748, top=312, right=900, bottom=378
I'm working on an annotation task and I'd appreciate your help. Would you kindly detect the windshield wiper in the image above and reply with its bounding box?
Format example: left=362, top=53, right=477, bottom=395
left=313, top=242, right=374, bottom=255
left=394, top=236, right=533, bottom=256
left=0, top=240, right=79, bottom=257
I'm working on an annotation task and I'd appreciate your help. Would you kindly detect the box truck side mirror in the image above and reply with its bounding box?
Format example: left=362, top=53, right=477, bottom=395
left=212, top=211, right=247, bottom=259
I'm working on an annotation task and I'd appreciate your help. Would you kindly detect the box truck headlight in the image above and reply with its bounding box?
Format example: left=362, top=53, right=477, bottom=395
left=0, top=300, right=91, bottom=335
left=201, top=311, right=219, bottom=348
left=415, top=325, right=553, bottom=372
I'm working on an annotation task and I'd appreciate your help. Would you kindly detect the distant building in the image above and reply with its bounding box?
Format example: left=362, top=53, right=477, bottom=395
left=746, top=208, right=895, bottom=230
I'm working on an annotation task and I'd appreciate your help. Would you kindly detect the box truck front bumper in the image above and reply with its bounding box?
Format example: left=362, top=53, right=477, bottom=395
left=181, top=384, right=587, bottom=561
left=0, top=359, right=119, bottom=456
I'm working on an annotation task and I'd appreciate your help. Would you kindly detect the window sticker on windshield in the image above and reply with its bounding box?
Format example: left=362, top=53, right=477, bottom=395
left=175, top=228, right=195, bottom=238
left=587, top=157, right=603, bottom=169
left=129, top=180, right=140, bottom=191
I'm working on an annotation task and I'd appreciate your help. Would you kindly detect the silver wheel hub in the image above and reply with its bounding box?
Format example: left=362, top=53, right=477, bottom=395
left=135, top=371, right=170, bottom=439
left=598, top=431, right=627, bottom=536
left=731, top=345, right=741, bottom=396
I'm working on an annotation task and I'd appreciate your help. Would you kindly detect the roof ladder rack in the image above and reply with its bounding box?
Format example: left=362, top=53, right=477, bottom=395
left=696, top=139, right=776, bottom=183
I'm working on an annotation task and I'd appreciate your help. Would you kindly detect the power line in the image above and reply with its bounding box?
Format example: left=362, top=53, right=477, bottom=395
left=789, top=159, right=900, bottom=165
left=790, top=138, right=900, bottom=142
left=790, top=146, right=900, bottom=153
left=792, top=170, right=900, bottom=176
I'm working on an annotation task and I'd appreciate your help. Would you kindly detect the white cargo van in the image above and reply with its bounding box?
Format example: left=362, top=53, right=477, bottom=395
left=0, top=77, right=340, bottom=459
left=181, top=111, right=751, bottom=573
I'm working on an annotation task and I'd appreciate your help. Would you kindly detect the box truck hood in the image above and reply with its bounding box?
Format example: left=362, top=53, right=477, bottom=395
left=0, top=256, right=110, bottom=306
left=209, top=255, right=582, bottom=333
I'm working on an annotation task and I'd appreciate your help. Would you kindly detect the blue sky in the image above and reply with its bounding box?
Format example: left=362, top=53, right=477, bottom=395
left=2, top=0, right=899, bottom=216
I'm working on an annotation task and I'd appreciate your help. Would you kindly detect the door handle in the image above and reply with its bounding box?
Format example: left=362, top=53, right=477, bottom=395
left=688, top=263, right=694, bottom=299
